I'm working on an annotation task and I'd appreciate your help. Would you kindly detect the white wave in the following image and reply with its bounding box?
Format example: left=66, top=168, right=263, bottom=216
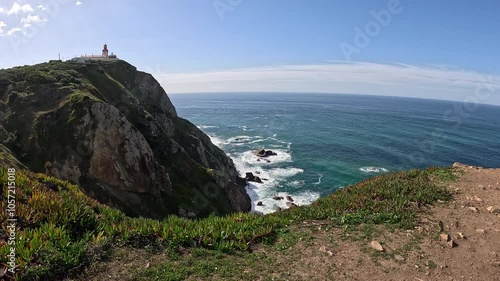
left=208, top=133, right=315, bottom=214
left=313, top=173, right=323, bottom=185
left=359, top=166, right=389, bottom=173
left=248, top=137, right=271, bottom=144
left=198, top=125, right=219, bottom=129
left=250, top=189, right=321, bottom=214
left=209, top=135, right=225, bottom=148
left=239, top=125, right=248, bottom=131
left=267, top=167, right=304, bottom=178
left=289, top=180, right=304, bottom=187
left=225, top=135, right=254, bottom=144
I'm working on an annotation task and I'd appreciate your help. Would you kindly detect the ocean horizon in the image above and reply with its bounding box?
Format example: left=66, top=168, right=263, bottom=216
left=170, top=92, right=500, bottom=214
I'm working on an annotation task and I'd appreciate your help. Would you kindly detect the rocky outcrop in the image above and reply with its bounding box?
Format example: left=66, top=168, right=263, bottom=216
left=245, top=172, right=263, bottom=183
left=0, top=60, right=251, bottom=218
left=254, top=149, right=278, bottom=157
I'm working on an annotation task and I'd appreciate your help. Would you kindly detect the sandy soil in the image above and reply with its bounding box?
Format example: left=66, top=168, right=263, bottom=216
left=266, top=163, right=500, bottom=281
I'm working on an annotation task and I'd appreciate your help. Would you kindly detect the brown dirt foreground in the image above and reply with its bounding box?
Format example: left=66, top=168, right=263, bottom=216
left=270, top=163, right=500, bottom=281
left=76, top=164, right=500, bottom=281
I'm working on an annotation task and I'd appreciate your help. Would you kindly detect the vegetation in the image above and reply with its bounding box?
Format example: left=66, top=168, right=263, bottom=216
left=0, top=166, right=455, bottom=280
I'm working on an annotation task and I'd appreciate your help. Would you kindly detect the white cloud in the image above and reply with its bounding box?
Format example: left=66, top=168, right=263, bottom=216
left=7, top=3, right=34, bottom=15
left=75, top=1, right=82, bottom=6
left=37, top=5, right=47, bottom=11
left=0, top=7, right=5, bottom=14
left=0, top=21, right=6, bottom=35
left=157, top=62, right=500, bottom=105
left=6, top=27, right=22, bottom=36
left=21, top=14, right=48, bottom=27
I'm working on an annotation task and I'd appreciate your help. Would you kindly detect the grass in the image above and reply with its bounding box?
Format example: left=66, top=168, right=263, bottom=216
left=0, top=166, right=456, bottom=280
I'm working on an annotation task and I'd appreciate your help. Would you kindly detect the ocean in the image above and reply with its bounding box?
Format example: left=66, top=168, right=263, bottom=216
left=169, top=93, right=500, bottom=214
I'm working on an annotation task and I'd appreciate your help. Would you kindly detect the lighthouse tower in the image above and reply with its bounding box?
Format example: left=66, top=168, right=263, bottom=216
left=102, top=44, right=109, bottom=58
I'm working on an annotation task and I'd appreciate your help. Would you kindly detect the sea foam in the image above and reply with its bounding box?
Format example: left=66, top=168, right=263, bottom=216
left=359, top=166, right=389, bottom=173
left=209, top=132, right=319, bottom=214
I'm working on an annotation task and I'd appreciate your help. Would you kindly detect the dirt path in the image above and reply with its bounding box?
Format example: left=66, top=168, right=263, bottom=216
left=73, top=164, right=500, bottom=281
left=263, top=163, right=500, bottom=281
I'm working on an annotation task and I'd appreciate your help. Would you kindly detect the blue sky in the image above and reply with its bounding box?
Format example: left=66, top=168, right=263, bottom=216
left=0, top=0, right=499, bottom=104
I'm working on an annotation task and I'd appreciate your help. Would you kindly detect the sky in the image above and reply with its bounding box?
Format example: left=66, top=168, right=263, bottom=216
left=0, top=0, right=499, bottom=104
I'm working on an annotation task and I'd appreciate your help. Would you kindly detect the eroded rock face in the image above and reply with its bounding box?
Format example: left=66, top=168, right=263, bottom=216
left=0, top=60, right=251, bottom=218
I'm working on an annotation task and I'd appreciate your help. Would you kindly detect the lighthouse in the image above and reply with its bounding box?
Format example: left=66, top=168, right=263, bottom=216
left=102, top=44, right=109, bottom=58
left=73, top=44, right=118, bottom=62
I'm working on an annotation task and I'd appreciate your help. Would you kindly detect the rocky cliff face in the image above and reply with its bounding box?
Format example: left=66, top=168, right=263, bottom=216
left=0, top=60, right=251, bottom=218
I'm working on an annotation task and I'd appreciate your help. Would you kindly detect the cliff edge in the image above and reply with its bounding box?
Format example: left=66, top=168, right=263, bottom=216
left=0, top=60, right=251, bottom=218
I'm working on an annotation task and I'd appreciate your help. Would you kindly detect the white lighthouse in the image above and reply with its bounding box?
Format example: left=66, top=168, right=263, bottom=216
left=72, top=43, right=119, bottom=62
left=102, top=43, right=109, bottom=58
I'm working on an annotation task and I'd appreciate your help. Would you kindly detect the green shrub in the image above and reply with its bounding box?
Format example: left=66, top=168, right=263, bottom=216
left=0, top=167, right=454, bottom=280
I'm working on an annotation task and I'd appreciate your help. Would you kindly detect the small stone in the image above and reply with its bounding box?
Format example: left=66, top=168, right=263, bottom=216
left=478, top=185, right=484, bottom=189
left=447, top=239, right=457, bottom=248
left=319, top=246, right=333, bottom=256
left=457, top=232, right=467, bottom=239
left=472, top=196, right=483, bottom=202
left=370, top=241, right=384, bottom=252
left=486, top=206, right=500, bottom=214
left=476, top=229, right=485, bottom=234
left=257, top=201, right=264, bottom=206
left=440, top=233, right=450, bottom=242
left=468, top=207, right=479, bottom=213
left=145, top=262, right=150, bottom=269
left=394, top=254, right=405, bottom=261
left=285, top=196, right=294, bottom=202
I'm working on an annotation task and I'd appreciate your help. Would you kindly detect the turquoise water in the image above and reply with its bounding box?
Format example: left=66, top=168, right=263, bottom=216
left=170, top=93, right=500, bottom=213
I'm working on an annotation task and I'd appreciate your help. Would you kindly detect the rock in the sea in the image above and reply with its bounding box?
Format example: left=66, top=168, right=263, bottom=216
left=286, top=202, right=298, bottom=208
left=370, top=241, right=384, bottom=252
left=245, top=172, right=263, bottom=183
left=254, top=149, right=278, bottom=157
left=257, top=201, right=264, bottom=206
left=273, top=196, right=284, bottom=200
left=286, top=196, right=294, bottom=202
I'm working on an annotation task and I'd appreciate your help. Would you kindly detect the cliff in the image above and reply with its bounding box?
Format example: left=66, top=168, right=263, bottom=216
left=0, top=60, right=251, bottom=218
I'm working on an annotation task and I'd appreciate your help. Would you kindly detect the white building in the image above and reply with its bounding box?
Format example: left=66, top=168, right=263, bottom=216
left=72, top=44, right=118, bottom=63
